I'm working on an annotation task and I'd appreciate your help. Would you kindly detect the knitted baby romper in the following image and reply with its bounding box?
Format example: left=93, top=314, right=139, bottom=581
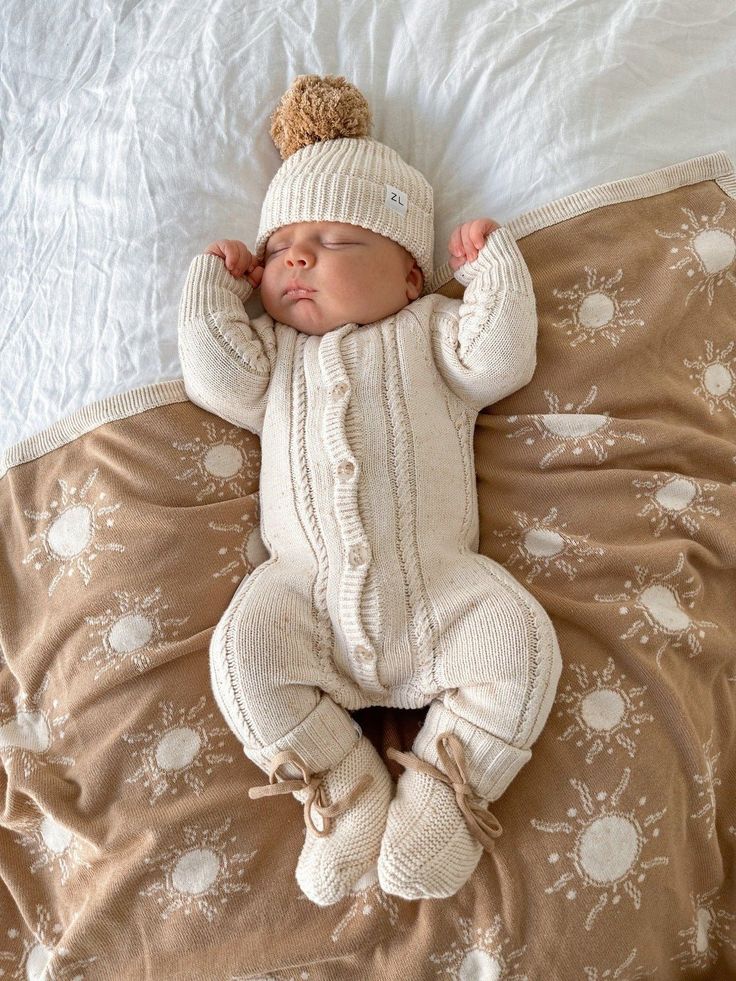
left=178, top=226, right=562, bottom=905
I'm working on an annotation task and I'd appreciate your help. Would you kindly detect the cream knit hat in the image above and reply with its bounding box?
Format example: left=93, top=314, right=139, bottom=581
left=254, top=75, right=434, bottom=291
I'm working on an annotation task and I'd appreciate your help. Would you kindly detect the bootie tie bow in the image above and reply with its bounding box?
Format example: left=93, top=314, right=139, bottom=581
left=249, top=748, right=374, bottom=836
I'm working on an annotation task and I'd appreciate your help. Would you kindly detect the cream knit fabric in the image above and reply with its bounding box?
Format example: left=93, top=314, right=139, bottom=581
left=178, top=226, right=562, bottom=903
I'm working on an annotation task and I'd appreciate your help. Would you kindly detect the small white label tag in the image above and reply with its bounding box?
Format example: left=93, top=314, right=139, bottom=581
left=384, top=184, right=407, bottom=218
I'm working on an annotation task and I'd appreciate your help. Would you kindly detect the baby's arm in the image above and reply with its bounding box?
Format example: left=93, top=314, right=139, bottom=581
left=430, top=219, right=537, bottom=411
left=178, top=241, right=275, bottom=437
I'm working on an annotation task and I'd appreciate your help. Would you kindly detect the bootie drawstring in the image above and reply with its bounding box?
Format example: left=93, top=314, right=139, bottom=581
left=249, top=748, right=374, bottom=838
left=387, top=731, right=503, bottom=852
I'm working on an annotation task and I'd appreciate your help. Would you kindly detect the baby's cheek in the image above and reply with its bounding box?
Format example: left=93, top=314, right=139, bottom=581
left=259, top=283, right=282, bottom=319
left=259, top=276, right=278, bottom=306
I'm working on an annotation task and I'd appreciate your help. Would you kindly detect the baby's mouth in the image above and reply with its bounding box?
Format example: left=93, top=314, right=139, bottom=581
left=283, top=282, right=316, bottom=299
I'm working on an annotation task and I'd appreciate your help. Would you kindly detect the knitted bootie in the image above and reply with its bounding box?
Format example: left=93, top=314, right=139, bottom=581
left=377, top=732, right=502, bottom=900
left=251, top=734, right=393, bottom=906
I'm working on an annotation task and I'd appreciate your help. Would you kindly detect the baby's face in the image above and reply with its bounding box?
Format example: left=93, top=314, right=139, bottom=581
left=259, top=221, right=424, bottom=336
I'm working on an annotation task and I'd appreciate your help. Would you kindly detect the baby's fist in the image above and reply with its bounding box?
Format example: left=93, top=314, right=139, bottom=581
left=204, top=239, right=263, bottom=288
left=447, top=218, right=500, bottom=271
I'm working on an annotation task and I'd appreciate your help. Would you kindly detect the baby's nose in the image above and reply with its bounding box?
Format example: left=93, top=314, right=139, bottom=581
left=286, top=254, right=311, bottom=267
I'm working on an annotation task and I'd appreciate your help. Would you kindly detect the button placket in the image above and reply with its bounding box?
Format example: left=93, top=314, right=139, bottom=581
left=320, top=332, right=383, bottom=692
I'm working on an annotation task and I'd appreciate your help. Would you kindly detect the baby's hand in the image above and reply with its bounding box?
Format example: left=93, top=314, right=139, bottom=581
left=447, top=218, right=501, bottom=271
left=204, top=239, right=264, bottom=288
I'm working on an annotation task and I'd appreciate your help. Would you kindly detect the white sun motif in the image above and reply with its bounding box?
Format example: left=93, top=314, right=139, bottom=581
left=594, top=552, right=717, bottom=666
left=555, top=658, right=654, bottom=765
left=531, top=768, right=669, bottom=932
left=671, top=886, right=736, bottom=970
left=210, top=506, right=269, bottom=584
left=551, top=266, right=645, bottom=348
left=0, top=907, right=97, bottom=980
left=14, top=812, right=92, bottom=884
left=140, top=819, right=255, bottom=921
left=583, top=947, right=656, bottom=980
left=689, top=731, right=722, bottom=841
left=684, top=339, right=736, bottom=418
left=428, top=914, right=528, bottom=980
left=492, top=506, right=605, bottom=583
left=632, top=472, right=720, bottom=537
left=655, top=202, right=736, bottom=304
left=81, top=587, right=190, bottom=679
left=122, top=696, right=234, bottom=804
left=506, top=386, right=646, bottom=470
left=330, top=865, right=399, bottom=943
left=0, top=676, right=74, bottom=779
left=173, top=420, right=260, bottom=501
left=21, top=469, right=125, bottom=596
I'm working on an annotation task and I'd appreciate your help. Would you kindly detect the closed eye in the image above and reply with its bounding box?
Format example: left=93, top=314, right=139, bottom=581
left=265, top=241, right=361, bottom=260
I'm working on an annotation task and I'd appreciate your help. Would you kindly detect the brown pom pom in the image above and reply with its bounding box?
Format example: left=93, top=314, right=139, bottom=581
left=269, top=74, right=373, bottom=160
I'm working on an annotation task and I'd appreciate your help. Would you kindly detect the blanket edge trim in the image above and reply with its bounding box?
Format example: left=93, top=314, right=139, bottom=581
left=429, top=150, right=735, bottom=292
left=0, top=379, right=189, bottom=479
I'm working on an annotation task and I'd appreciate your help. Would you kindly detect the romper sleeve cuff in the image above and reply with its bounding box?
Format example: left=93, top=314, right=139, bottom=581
left=453, top=226, right=533, bottom=294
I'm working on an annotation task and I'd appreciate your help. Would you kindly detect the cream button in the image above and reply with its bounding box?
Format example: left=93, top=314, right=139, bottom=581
left=348, top=543, right=370, bottom=568
left=336, top=460, right=355, bottom=479
left=331, top=382, right=349, bottom=399
left=354, top=645, right=374, bottom=661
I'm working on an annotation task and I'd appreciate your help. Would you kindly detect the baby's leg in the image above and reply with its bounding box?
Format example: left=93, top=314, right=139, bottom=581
left=210, top=557, right=392, bottom=905
left=379, top=555, right=562, bottom=900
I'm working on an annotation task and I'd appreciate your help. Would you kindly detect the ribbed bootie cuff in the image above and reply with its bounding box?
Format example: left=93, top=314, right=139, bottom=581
left=248, top=693, right=362, bottom=779
left=412, top=701, right=532, bottom=802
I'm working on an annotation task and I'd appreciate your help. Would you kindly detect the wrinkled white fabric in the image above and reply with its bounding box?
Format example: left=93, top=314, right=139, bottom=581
left=2, top=0, right=735, bottom=451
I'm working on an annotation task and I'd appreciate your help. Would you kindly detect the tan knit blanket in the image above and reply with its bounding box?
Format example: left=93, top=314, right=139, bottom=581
left=1, top=152, right=735, bottom=979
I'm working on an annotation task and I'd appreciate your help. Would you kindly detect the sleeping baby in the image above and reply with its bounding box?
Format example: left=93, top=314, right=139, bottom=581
left=177, top=75, right=562, bottom=906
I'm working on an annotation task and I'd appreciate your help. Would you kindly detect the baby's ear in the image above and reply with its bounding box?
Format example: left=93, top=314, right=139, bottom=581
left=407, top=262, right=423, bottom=300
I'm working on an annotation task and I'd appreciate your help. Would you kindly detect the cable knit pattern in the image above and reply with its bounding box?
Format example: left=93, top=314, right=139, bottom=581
left=178, top=226, right=562, bottom=904
left=290, top=339, right=354, bottom=704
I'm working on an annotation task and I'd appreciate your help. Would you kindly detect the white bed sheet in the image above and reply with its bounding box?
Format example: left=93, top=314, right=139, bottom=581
left=1, top=0, right=735, bottom=453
